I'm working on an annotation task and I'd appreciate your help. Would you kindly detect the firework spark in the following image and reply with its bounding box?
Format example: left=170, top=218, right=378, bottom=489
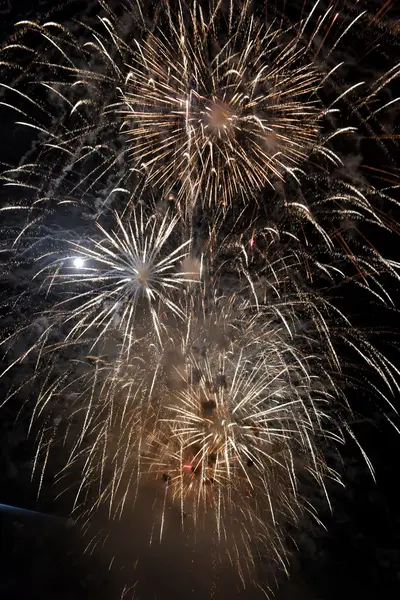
left=33, top=288, right=340, bottom=577
left=122, top=0, right=327, bottom=209
left=26, top=239, right=399, bottom=583
left=41, top=207, right=198, bottom=348
left=0, top=206, right=200, bottom=390
left=2, top=0, right=397, bottom=219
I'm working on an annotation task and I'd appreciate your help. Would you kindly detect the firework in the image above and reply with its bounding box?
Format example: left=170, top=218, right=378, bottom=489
left=34, top=286, right=339, bottom=577
left=1, top=0, right=397, bottom=218
left=41, top=206, right=199, bottom=347
left=0, top=204, right=200, bottom=387
left=0, top=0, right=399, bottom=596
left=122, top=0, right=327, bottom=209
left=25, top=236, right=398, bottom=583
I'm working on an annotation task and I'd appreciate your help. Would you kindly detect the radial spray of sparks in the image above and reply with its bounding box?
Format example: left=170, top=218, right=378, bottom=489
left=41, top=207, right=198, bottom=348
left=3, top=0, right=397, bottom=219
left=0, top=205, right=199, bottom=379
left=122, top=1, right=327, bottom=209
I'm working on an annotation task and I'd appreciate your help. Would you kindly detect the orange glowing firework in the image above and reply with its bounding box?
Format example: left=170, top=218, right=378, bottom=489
left=122, top=1, right=326, bottom=208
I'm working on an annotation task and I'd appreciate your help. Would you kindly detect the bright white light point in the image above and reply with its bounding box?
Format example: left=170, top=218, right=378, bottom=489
left=73, top=257, right=85, bottom=269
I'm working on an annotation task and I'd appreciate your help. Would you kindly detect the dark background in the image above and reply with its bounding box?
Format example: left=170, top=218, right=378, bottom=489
left=0, top=1, right=400, bottom=599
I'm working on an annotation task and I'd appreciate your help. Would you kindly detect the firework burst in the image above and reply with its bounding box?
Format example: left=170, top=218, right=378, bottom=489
left=34, top=288, right=342, bottom=578
left=42, top=207, right=198, bottom=348
left=122, top=0, right=327, bottom=209
left=2, top=0, right=397, bottom=218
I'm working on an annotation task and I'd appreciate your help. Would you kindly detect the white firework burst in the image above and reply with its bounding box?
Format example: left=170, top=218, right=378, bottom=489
left=39, top=207, right=200, bottom=350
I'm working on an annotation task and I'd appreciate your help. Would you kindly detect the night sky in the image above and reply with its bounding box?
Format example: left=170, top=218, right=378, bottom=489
left=1, top=1, right=400, bottom=599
